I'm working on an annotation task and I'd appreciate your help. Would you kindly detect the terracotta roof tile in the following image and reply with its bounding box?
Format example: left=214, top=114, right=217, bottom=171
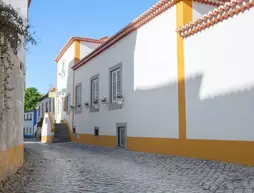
left=176, top=0, right=254, bottom=38
left=55, top=37, right=107, bottom=63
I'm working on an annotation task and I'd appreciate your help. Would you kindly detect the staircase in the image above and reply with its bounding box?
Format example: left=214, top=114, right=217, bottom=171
left=53, top=123, right=71, bottom=143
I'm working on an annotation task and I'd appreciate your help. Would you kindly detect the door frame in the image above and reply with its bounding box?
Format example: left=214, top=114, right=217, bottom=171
left=116, top=123, right=127, bottom=149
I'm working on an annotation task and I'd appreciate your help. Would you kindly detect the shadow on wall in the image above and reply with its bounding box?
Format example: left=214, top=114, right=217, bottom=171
left=134, top=72, right=254, bottom=141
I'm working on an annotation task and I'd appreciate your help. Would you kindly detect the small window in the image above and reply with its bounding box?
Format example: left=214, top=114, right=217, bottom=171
left=29, top=128, right=32, bottom=134
left=94, top=127, right=99, bottom=137
left=24, top=114, right=25, bottom=120
left=75, top=83, right=82, bottom=113
left=49, top=98, right=51, bottom=112
left=42, top=103, right=44, bottom=116
left=64, top=94, right=70, bottom=113
left=38, top=106, right=40, bottom=117
left=46, top=101, right=48, bottom=112
left=53, top=98, right=55, bottom=113
left=26, top=127, right=28, bottom=134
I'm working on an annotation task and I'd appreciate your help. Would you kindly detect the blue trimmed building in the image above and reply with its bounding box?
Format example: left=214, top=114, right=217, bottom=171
left=24, top=110, right=37, bottom=138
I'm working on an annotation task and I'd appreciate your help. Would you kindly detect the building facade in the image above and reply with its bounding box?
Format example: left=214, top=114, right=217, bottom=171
left=37, top=88, right=56, bottom=123
left=55, top=0, right=254, bottom=166
left=24, top=110, right=37, bottom=138
left=0, top=0, right=32, bottom=181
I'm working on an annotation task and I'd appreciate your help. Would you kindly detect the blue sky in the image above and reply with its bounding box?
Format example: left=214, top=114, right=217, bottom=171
left=26, top=0, right=158, bottom=94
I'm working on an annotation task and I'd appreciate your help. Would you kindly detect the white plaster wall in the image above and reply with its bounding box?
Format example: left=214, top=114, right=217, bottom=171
left=74, top=7, right=179, bottom=138
left=56, top=44, right=75, bottom=122
left=41, top=113, right=54, bottom=137
left=80, top=42, right=102, bottom=60
left=2, top=0, right=28, bottom=65
left=37, top=97, right=55, bottom=122
left=184, top=8, right=254, bottom=141
left=192, top=2, right=216, bottom=21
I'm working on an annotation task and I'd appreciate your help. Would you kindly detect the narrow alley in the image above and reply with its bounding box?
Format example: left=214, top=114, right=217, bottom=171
left=1, top=141, right=254, bottom=193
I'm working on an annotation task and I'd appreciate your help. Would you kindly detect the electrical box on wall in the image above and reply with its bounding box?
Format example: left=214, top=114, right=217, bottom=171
left=94, top=127, right=99, bottom=136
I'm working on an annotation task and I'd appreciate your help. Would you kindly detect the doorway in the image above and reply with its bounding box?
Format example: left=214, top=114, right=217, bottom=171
left=116, top=123, right=127, bottom=148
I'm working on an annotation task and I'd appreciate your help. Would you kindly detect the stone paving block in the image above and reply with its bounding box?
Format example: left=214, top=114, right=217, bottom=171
left=1, top=142, right=254, bottom=193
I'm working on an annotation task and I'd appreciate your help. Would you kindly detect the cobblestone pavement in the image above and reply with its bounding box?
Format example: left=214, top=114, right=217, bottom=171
left=1, top=142, right=254, bottom=193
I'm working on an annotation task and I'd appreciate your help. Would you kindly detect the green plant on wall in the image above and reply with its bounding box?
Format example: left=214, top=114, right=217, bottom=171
left=0, top=2, right=37, bottom=122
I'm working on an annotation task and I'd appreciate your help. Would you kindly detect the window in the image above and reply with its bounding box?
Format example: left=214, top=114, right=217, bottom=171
left=29, top=128, right=31, bottom=134
left=75, top=83, right=82, bottom=113
left=24, top=114, right=25, bottom=120
left=90, top=74, right=99, bottom=112
left=26, top=128, right=28, bottom=134
left=38, top=105, right=40, bottom=117
left=46, top=101, right=49, bottom=112
left=109, top=63, right=122, bottom=111
left=49, top=99, right=51, bottom=112
left=111, top=68, right=121, bottom=102
left=53, top=98, right=55, bottom=113
left=64, top=94, right=70, bottom=114
left=42, top=103, right=44, bottom=116
left=30, top=113, right=32, bottom=120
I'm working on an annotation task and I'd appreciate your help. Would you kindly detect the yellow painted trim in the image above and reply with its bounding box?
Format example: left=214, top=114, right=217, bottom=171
left=47, top=112, right=55, bottom=132
left=74, top=40, right=80, bottom=65
left=75, top=134, right=116, bottom=148
left=64, top=119, right=78, bottom=142
left=127, top=137, right=254, bottom=166
left=176, top=0, right=192, bottom=139
left=41, top=136, right=53, bottom=144
left=0, top=144, right=24, bottom=181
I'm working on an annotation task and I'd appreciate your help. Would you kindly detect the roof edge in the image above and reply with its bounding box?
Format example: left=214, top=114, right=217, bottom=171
left=55, top=37, right=107, bottom=63
left=176, top=0, right=254, bottom=38
left=72, top=0, right=177, bottom=70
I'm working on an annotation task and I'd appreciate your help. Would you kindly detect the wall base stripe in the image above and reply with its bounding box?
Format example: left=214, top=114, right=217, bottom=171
left=0, top=144, right=24, bottom=181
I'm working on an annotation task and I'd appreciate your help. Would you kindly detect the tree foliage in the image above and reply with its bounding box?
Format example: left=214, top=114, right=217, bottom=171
left=24, top=87, right=41, bottom=112
left=0, top=1, right=36, bottom=122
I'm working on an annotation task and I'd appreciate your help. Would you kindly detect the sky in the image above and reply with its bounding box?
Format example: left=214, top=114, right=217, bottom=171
left=26, top=0, right=159, bottom=94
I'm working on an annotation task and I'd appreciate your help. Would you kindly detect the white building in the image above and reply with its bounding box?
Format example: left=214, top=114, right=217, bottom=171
left=24, top=110, right=37, bottom=138
left=54, top=37, right=108, bottom=123
left=37, top=88, right=56, bottom=123
left=54, top=0, right=254, bottom=166
left=0, top=0, right=32, bottom=181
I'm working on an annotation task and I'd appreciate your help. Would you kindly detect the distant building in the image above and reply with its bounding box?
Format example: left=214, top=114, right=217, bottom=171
left=24, top=110, right=37, bottom=138
left=37, top=88, right=57, bottom=123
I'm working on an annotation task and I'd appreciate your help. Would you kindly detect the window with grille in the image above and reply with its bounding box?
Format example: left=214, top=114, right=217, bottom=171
left=75, top=84, right=82, bottom=113
left=111, top=68, right=121, bottom=102
left=91, top=78, right=99, bottom=105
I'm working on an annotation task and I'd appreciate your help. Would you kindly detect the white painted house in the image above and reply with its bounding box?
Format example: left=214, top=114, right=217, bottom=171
left=53, top=0, right=254, bottom=166
left=37, top=88, right=56, bottom=123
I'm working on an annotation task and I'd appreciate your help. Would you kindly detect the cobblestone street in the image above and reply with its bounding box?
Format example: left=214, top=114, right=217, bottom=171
left=1, top=141, right=254, bottom=193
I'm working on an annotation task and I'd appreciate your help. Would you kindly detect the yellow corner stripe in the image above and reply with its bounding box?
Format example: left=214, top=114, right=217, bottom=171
left=176, top=0, right=192, bottom=139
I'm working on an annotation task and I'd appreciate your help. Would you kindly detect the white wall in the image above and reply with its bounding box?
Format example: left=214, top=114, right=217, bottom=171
left=56, top=44, right=75, bottom=122
left=2, top=0, right=28, bottom=65
left=80, top=42, right=102, bottom=60
left=38, top=97, right=55, bottom=122
left=192, top=2, right=217, bottom=21
left=184, top=8, right=254, bottom=141
left=74, top=6, right=179, bottom=138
